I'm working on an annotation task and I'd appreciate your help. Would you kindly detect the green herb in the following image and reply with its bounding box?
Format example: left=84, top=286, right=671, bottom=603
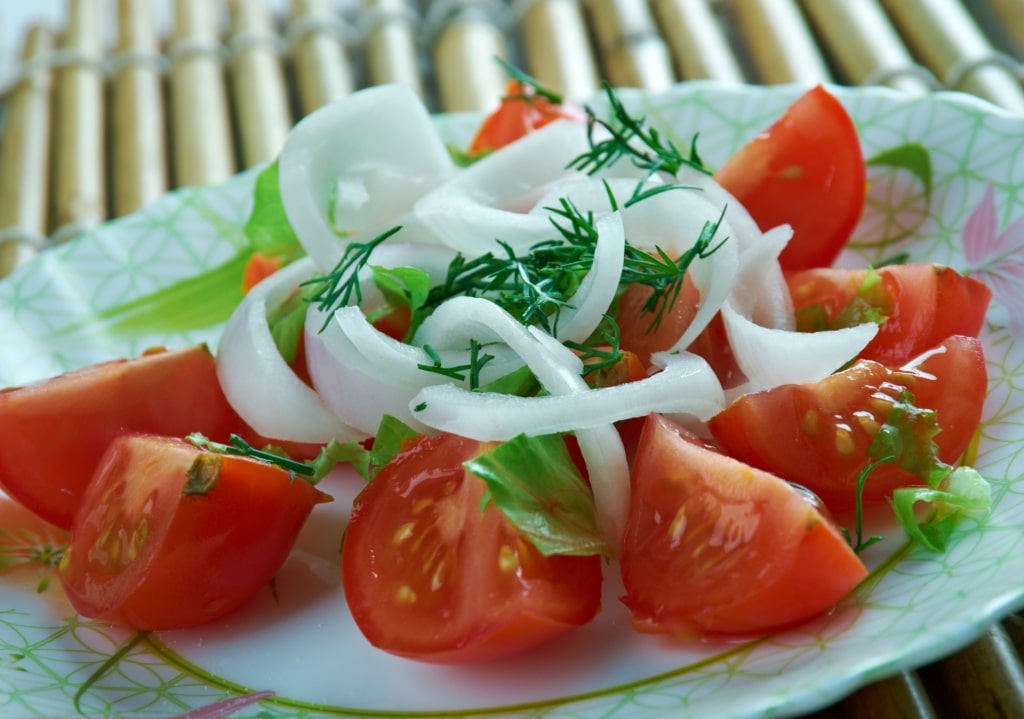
left=465, top=433, right=609, bottom=557
left=186, top=433, right=344, bottom=484
left=845, top=392, right=991, bottom=553
left=494, top=57, right=565, bottom=105
left=326, top=415, right=422, bottom=482
left=620, top=207, right=728, bottom=332
left=417, top=340, right=495, bottom=389
left=564, top=315, right=624, bottom=379
left=568, top=82, right=710, bottom=184
left=265, top=283, right=317, bottom=364
left=306, top=225, right=404, bottom=329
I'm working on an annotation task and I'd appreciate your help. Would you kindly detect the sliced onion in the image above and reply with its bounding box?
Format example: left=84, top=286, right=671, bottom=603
left=411, top=351, right=724, bottom=437
left=412, top=120, right=592, bottom=256
left=216, top=257, right=363, bottom=443
left=278, top=84, right=455, bottom=270
left=721, top=300, right=878, bottom=389
left=552, top=212, right=625, bottom=344
left=307, top=302, right=521, bottom=434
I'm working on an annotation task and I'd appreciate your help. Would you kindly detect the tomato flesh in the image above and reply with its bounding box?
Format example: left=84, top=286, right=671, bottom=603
left=714, top=86, right=866, bottom=271
left=787, top=263, right=992, bottom=366
left=621, top=413, right=867, bottom=636
left=59, top=433, right=329, bottom=630
left=0, top=345, right=244, bottom=529
left=341, top=432, right=602, bottom=663
left=467, top=80, right=585, bottom=154
left=708, top=335, right=987, bottom=510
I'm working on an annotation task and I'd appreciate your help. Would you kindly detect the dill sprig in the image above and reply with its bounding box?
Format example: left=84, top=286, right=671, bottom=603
left=568, top=82, right=710, bottom=184
left=564, top=316, right=624, bottom=378
left=621, top=206, right=729, bottom=332
left=305, top=225, right=403, bottom=327
left=495, top=56, right=565, bottom=105
left=418, top=340, right=495, bottom=390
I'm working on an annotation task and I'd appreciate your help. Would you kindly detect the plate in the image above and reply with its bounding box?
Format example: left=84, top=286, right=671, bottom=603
left=2, top=82, right=1024, bottom=719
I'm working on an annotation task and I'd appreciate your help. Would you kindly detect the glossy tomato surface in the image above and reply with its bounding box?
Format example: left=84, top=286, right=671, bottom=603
left=709, top=335, right=988, bottom=510
left=341, top=432, right=602, bottom=664
left=621, top=413, right=867, bottom=636
left=59, top=433, right=329, bottom=630
left=467, top=80, right=585, bottom=154
left=0, top=345, right=243, bottom=529
left=714, top=85, right=866, bottom=271
left=787, top=263, right=992, bottom=366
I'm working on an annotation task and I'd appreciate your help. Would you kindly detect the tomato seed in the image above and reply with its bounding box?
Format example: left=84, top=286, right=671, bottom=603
left=834, top=425, right=856, bottom=455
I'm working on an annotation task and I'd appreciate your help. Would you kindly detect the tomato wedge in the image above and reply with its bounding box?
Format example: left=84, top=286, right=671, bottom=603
left=467, top=79, right=585, bottom=155
left=708, top=335, right=987, bottom=510
left=0, top=345, right=243, bottom=529
left=621, top=413, right=867, bottom=636
left=341, top=432, right=602, bottom=663
left=787, top=263, right=992, bottom=366
left=58, top=433, right=330, bottom=630
left=714, top=86, right=866, bottom=271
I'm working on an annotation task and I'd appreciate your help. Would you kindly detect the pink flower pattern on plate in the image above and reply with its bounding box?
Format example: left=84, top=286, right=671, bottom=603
left=962, top=184, right=1024, bottom=335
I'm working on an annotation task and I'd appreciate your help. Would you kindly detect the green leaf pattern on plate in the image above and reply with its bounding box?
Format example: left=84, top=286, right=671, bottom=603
left=1, top=82, right=1023, bottom=719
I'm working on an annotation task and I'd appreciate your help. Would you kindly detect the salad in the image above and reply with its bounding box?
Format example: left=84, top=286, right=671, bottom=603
left=0, top=71, right=998, bottom=679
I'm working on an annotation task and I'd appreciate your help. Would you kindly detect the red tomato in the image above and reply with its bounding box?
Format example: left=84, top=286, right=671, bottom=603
left=467, top=80, right=585, bottom=154
left=621, top=413, right=867, bottom=636
left=341, top=432, right=602, bottom=663
left=0, top=345, right=244, bottom=529
left=714, top=86, right=866, bottom=271
left=59, top=433, right=330, bottom=630
left=241, top=252, right=284, bottom=293
left=708, top=335, right=987, bottom=510
left=616, top=274, right=701, bottom=368
left=787, top=263, right=992, bottom=366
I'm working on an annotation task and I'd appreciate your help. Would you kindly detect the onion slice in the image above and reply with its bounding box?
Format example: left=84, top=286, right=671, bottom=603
left=216, top=257, right=362, bottom=443
left=412, top=120, right=591, bottom=256
left=278, top=84, right=455, bottom=270
left=411, top=351, right=724, bottom=437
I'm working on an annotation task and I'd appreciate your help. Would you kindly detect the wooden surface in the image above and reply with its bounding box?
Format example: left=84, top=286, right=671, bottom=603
left=0, top=1, right=1023, bottom=715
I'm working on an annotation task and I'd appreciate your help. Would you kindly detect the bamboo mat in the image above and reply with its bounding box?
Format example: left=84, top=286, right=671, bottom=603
left=0, top=1, right=1023, bottom=718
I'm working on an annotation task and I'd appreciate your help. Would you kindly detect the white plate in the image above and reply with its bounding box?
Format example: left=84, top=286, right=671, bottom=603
left=1, top=82, right=1023, bottom=719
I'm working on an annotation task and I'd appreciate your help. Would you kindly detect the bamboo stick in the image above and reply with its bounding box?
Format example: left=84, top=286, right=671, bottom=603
left=111, top=0, right=169, bottom=217
left=363, top=0, right=424, bottom=97
left=879, top=0, right=1024, bottom=113
left=432, top=4, right=508, bottom=112
left=920, top=625, right=1024, bottom=718
left=650, top=0, right=746, bottom=83
left=985, top=0, right=1024, bottom=56
left=585, top=0, right=675, bottom=90
left=518, top=0, right=601, bottom=100
left=0, top=25, right=54, bottom=276
left=227, top=0, right=293, bottom=167
left=840, top=672, right=938, bottom=719
left=799, top=0, right=935, bottom=95
left=50, top=0, right=106, bottom=244
left=288, top=0, right=354, bottom=116
left=727, top=0, right=832, bottom=84
left=168, top=0, right=237, bottom=188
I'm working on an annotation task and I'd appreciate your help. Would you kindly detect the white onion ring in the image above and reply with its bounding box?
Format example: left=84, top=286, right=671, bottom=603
left=278, top=84, right=455, bottom=271
left=411, top=351, right=724, bottom=437
left=412, top=120, right=592, bottom=256
left=216, top=257, right=362, bottom=443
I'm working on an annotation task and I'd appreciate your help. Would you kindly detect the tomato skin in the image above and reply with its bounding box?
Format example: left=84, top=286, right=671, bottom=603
left=787, top=263, right=992, bottom=366
left=714, top=86, right=866, bottom=271
left=616, top=276, right=701, bottom=369
left=341, top=432, right=602, bottom=664
left=59, top=433, right=330, bottom=630
left=708, top=335, right=987, bottom=510
left=621, top=413, right=867, bottom=636
left=467, top=80, right=586, bottom=154
left=0, top=345, right=244, bottom=530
